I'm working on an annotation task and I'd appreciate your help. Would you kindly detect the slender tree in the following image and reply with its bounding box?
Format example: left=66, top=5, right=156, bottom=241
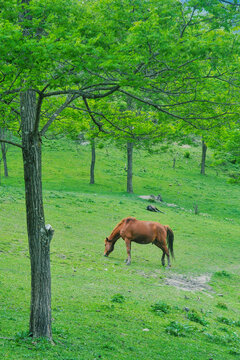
left=127, top=141, right=134, bottom=193
left=0, top=128, right=9, bottom=177
left=90, top=138, right=96, bottom=184
left=200, top=138, right=208, bottom=175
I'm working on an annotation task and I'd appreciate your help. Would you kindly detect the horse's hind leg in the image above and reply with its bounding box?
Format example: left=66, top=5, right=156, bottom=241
left=154, top=241, right=171, bottom=268
left=161, top=252, right=165, bottom=267
left=163, top=245, right=171, bottom=268
left=166, top=252, right=171, bottom=268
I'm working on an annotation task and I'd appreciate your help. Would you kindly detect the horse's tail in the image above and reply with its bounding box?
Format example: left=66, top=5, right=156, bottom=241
left=166, top=226, right=175, bottom=260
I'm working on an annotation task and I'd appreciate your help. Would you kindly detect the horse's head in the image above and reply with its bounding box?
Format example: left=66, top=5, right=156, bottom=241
left=104, top=237, right=114, bottom=257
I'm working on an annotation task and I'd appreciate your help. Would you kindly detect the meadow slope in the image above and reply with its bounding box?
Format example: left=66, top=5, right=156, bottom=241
left=0, top=139, right=240, bottom=360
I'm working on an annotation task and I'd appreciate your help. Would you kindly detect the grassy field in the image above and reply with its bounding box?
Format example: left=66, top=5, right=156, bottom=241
left=0, top=139, right=240, bottom=360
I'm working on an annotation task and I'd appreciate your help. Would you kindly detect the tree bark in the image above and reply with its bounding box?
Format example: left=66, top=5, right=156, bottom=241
left=90, top=138, right=95, bottom=184
left=127, top=142, right=133, bottom=193
left=20, top=90, right=53, bottom=339
left=200, top=139, right=207, bottom=175
left=0, top=128, right=9, bottom=177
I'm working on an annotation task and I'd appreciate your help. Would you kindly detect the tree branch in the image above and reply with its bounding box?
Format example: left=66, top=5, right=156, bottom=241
left=218, top=0, right=240, bottom=6
left=0, top=138, right=23, bottom=149
left=0, top=70, right=6, bottom=84
left=119, top=89, right=234, bottom=129
left=180, top=6, right=196, bottom=38
left=82, top=97, right=109, bottom=133
left=0, top=88, right=21, bottom=99
left=43, top=85, right=120, bottom=99
left=40, top=94, right=79, bottom=136
left=71, top=103, right=163, bottom=139
left=0, top=99, right=20, bottom=116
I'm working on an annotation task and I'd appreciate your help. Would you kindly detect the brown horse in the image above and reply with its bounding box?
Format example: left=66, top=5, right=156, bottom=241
left=104, top=217, right=174, bottom=267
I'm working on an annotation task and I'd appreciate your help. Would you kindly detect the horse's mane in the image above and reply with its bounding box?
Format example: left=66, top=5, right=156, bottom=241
left=109, top=217, right=136, bottom=239
left=125, top=217, right=136, bottom=223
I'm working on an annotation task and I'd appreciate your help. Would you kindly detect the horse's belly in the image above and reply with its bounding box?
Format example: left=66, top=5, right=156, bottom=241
left=133, top=236, right=151, bottom=244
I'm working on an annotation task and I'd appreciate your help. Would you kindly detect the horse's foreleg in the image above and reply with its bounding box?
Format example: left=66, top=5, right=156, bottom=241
left=124, top=239, right=131, bottom=265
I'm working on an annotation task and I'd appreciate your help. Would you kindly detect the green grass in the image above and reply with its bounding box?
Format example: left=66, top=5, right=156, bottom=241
left=0, top=139, right=240, bottom=359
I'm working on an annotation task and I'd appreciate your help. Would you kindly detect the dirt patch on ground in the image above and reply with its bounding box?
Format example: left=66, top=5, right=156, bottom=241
left=165, top=273, right=212, bottom=292
left=134, top=267, right=212, bottom=293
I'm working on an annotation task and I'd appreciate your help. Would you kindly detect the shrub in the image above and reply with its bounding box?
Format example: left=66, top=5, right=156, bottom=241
left=217, top=316, right=233, bottom=325
left=217, top=316, right=240, bottom=328
left=160, top=145, right=169, bottom=152
left=216, top=302, right=228, bottom=310
left=214, top=270, right=231, bottom=278
left=229, top=348, right=240, bottom=356
left=184, top=151, right=190, bottom=158
left=228, top=176, right=240, bottom=184
left=14, top=331, right=30, bottom=343
left=219, top=327, right=230, bottom=333
left=204, top=332, right=233, bottom=345
left=111, top=294, right=125, bottom=303
left=187, top=310, right=208, bottom=326
left=151, top=301, right=170, bottom=315
left=165, top=321, right=193, bottom=337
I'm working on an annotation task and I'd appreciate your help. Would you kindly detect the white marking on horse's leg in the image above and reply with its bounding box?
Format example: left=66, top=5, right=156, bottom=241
left=166, top=254, right=171, bottom=268
left=125, top=238, right=131, bottom=265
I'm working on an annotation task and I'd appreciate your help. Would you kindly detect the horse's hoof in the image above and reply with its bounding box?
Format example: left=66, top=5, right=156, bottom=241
left=104, top=254, right=108, bottom=257
left=126, top=262, right=131, bottom=266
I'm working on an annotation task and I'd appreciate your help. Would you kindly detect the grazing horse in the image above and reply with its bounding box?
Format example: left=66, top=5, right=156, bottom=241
left=104, top=217, right=174, bottom=267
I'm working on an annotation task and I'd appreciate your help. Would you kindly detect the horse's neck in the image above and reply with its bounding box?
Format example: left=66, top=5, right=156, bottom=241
left=109, top=226, right=121, bottom=242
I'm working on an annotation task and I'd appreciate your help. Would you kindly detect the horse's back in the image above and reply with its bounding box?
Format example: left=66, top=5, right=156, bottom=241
left=123, top=218, right=165, bottom=231
left=121, top=218, right=164, bottom=243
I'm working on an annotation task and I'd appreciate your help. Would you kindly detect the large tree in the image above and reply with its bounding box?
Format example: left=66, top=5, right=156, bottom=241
left=0, top=0, right=239, bottom=340
left=0, top=0, right=122, bottom=339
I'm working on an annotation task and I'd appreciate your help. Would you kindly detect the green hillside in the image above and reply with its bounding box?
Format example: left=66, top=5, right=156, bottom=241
left=0, top=139, right=240, bottom=360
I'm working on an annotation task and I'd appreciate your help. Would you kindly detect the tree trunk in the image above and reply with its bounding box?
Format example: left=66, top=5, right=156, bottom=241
left=200, top=139, right=207, bottom=175
left=21, top=90, right=53, bottom=339
left=172, top=156, right=176, bottom=169
left=127, top=142, right=133, bottom=193
left=0, top=128, right=9, bottom=177
left=90, top=138, right=95, bottom=184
